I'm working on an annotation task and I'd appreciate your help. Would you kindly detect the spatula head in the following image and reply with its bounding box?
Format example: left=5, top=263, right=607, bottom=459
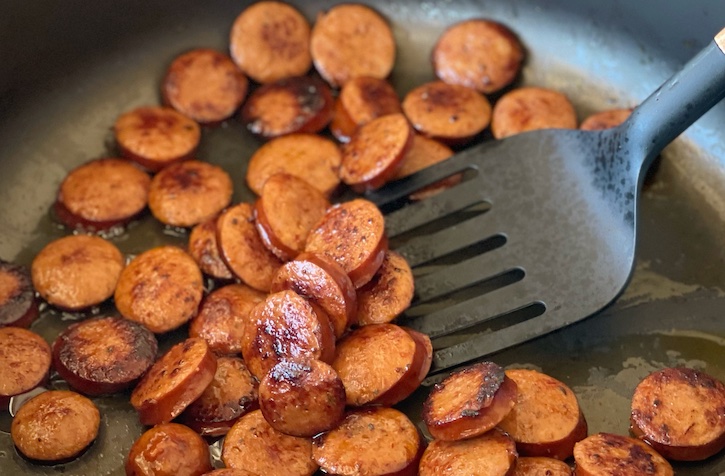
left=368, top=126, right=638, bottom=375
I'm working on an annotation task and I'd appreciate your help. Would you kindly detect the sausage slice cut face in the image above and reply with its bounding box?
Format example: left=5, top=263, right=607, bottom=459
left=188, top=217, right=234, bottom=280
left=0, top=327, right=51, bottom=406
left=573, top=432, right=674, bottom=476
left=394, top=134, right=461, bottom=201
left=418, top=428, right=518, bottom=476
left=491, top=86, right=578, bottom=139
left=126, top=422, right=213, bottom=476
left=356, top=250, right=414, bottom=326
left=0, top=260, right=38, bottom=328
left=330, top=76, right=402, bottom=143
left=512, top=457, right=573, bottom=476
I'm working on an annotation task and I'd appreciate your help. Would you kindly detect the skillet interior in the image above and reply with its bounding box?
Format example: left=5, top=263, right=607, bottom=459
left=0, top=1, right=724, bottom=474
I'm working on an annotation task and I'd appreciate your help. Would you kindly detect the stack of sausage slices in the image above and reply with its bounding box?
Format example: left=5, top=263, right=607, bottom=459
left=1, top=1, right=723, bottom=475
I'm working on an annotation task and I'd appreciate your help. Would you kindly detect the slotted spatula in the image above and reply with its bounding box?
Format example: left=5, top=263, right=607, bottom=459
left=368, top=28, right=725, bottom=376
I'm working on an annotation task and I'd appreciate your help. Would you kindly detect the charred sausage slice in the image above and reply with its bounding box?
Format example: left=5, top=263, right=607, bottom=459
left=423, top=361, right=518, bottom=441
left=310, top=4, right=396, bottom=88
left=491, top=86, right=578, bottom=139
left=148, top=159, right=233, bottom=228
left=498, top=368, right=588, bottom=460
left=125, top=422, right=213, bottom=476
left=630, top=367, right=725, bottom=461
left=188, top=217, right=234, bottom=280
left=0, top=260, right=38, bottom=328
left=11, top=390, right=100, bottom=463
left=259, top=359, right=346, bottom=437
left=55, top=158, right=151, bottom=232
left=357, top=250, right=414, bottom=326
left=114, top=105, right=201, bottom=172
left=0, top=327, right=51, bottom=406
left=573, top=433, right=674, bottom=476
left=330, top=76, right=402, bottom=143
left=512, top=457, right=573, bottom=476
left=114, top=246, right=204, bottom=334
left=312, top=407, right=423, bottom=476
left=31, top=234, right=124, bottom=311
left=229, top=1, right=312, bottom=84
left=394, top=134, right=462, bottom=201
left=418, top=428, right=517, bottom=476
left=130, top=337, right=217, bottom=426
left=162, top=48, right=248, bottom=124
left=52, top=316, right=158, bottom=396
left=579, top=108, right=632, bottom=131
left=222, top=409, right=318, bottom=476
left=304, top=198, right=388, bottom=288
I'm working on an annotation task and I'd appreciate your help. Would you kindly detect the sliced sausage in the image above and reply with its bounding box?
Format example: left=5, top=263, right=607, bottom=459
left=330, top=76, right=402, bottom=143
left=402, top=80, right=492, bottom=145
left=270, top=252, right=357, bottom=338
left=125, top=422, right=213, bottom=476
left=31, top=234, right=124, bottom=311
left=304, top=198, right=388, bottom=288
left=512, top=457, right=573, bottom=476
left=573, top=433, right=674, bottom=476
left=340, top=113, right=413, bottom=192
left=332, top=323, right=432, bottom=406
left=162, top=48, right=248, bottom=124
left=55, top=158, right=151, bottom=232
left=11, top=390, right=100, bottom=463
left=491, top=86, right=578, bottom=139
left=216, top=203, right=283, bottom=292
left=229, top=1, right=312, bottom=84
left=240, top=75, right=333, bottom=139
left=432, top=19, right=524, bottom=94
left=130, top=337, right=217, bottom=426
left=312, top=407, right=423, bottom=476
left=178, top=356, right=259, bottom=437
left=148, top=159, right=233, bottom=228
left=356, top=250, right=414, bottom=326
left=202, top=470, right=259, bottom=476
left=114, top=246, right=204, bottom=334
left=254, top=173, right=330, bottom=261
left=498, top=368, right=588, bottom=460
left=0, top=327, right=51, bottom=406
left=188, top=217, right=234, bottom=280
left=52, top=316, right=158, bottom=396
left=579, top=108, right=632, bottom=131
left=114, top=105, right=201, bottom=172
left=630, top=367, right=725, bottom=461
left=241, top=290, right=335, bottom=380
left=394, top=134, right=462, bottom=201
left=188, top=283, right=266, bottom=355
left=423, top=361, right=518, bottom=441
left=418, top=428, right=517, bottom=476
left=0, top=260, right=38, bottom=328
left=222, top=409, right=318, bottom=476
left=259, top=359, right=346, bottom=437
left=310, top=4, right=396, bottom=88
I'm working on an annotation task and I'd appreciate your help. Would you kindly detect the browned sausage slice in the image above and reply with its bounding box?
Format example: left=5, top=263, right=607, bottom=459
left=229, top=1, right=312, bottom=84
left=148, top=159, right=233, bottom=228
left=357, top=250, right=414, bottom=326
left=491, top=86, right=578, bottom=139
left=340, top=113, right=413, bottom=191
left=52, top=316, right=157, bottom=396
left=55, top=158, right=151, bottom=232
left=630, top=367, right=725, bottom=461
left=254, top=173, right=330, bottom=261
left=270, top=252, right=357, bottom=338
left=402, top=80, right=492, bottom=145
left=0, top=260, right=38, bottom=328
left=114, top=105, right=201, bottom=172
left=312, top=407, right=423, bottom=476
left=222, top=409, right=318, bottom=476
left=31, top=234, right=124, bottom=311
left=11, top=390, right=100, bottom=463
left=241, top=290, right=335, bottom=380
left=579, top=108, right=632, bottom=131
left=432, top=19, right=524, bottom=94
left=130, top=337, right=217, bottom=426
left=418, top=428, right=517, bottom=476
left=114, top=246, right=204, bottom=334
left=498, top=368, right=588, bottom=460
left=188, top=217, right=234, bottom=280
left=310, top=4, right=396, bottom=88
left=125, top=422, right=213, bottom=476
left=0, top=327, right=51, bottom=406
left=178, top=356, right=259, bottom=437
left=332, top=323, right=432, bottom=406
left=573, top=433, right=674, bottom=476
left=423, top=361, right=518, bottom=441
left=217, top=203, right=283, bottom=292
left=304, top=198, right=388, bottom=288
left=189, top=283, right=266, bottom=355
left=202, top=470, right=260, bottom=476
left=162, top=48, right=249, bottom=124
left=394, top=134, right=462, bottom=201
left=330, top=76, right=402, bottom=143
left=245, top=133, right=342, bottom=197
left=512, top=457, right=573, bottom=476
left=259, top=359, right=346, bottom=437
left=240, top=75, right=333, bottom=139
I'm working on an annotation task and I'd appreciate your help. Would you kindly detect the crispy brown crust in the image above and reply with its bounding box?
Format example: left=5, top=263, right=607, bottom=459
left=394, top=134, right=461, bottom=201
left=188, top=217, right=234, bottom=280
left=357, top=250, right=414, bottom=326
left=0, top=327, right=51, bottom=402
left=52, top=316, right=158, bottom=396
left=513, top=457, right=573, bottom=476
left=573, top=433, right=674, bottom=476
left=491, top=86, right=578, bottom=139
left=331, top=76, right=402, bottom=142
left=419, top=428, right=517, bottom=476
left=0, top=260, right=38, bottom=328
left=125, top=422, right=212, bottom=476
left=579, top=108, right=633, bottom=131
